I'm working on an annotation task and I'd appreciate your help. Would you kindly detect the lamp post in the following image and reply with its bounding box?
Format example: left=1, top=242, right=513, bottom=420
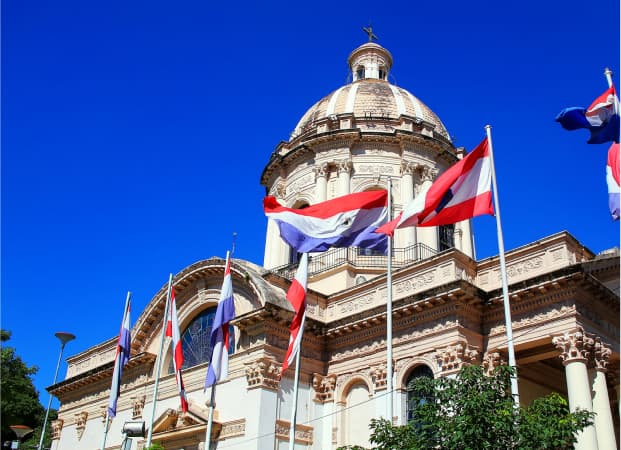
left=37, top=332, right=75, bottom=450
left=9, top=425, right=33, bottom=449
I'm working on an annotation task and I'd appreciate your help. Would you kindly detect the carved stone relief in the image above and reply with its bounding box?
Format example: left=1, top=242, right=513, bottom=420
left=553, top=327, right=594, bottom=364
left=245, top=357, right=280, bottom=391
left=75, top=411, right=88, bottom=440
left=482, top=351, right=506, bottom=375
left=51, top=419, right=64, bottom=440
left=436, top=341, right=480, bottom=374
left=312, top=373, right=337, bottom=403
left=132, top=394, right=146, bottom=419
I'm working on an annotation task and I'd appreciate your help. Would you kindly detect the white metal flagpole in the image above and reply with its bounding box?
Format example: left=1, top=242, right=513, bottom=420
left=386, top=177, right=394, bottom=422
left=146, top=273, right=173, bottom=447
left=485, top=125, right=520, bottom=405
left=288, top=339, right=303, bottom=450
left=204, top=385, right=216, bottom=450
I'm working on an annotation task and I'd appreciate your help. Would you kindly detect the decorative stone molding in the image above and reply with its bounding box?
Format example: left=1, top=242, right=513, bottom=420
left=482, top=351, right=506, bottom=375
left=370, top=364, right=388, bottom=391
left=75, top=411, right=88, bottom=440
left=592, top=337, right=612, bottom=372
left=271, top=180, right=286, bottom=199
left=245, top=357, right=280, bottom=390
left=132, top=394, right=146, bottom=419
left=419, top=166, right=437, bottom=183
left=51, top=419, right=64, bottom=440
left=99, top=405, right=107, bottom=423
left=400, top=161, right=418, bottom=175
left=436, top=341, right=479, bottom=374
left=312, top=373, right=337, bottom=403
left=275, top=419, right=313, bottom=445
left=553, top=327, right=594, bottom=364
left=219, top=419, right=246, bottom=439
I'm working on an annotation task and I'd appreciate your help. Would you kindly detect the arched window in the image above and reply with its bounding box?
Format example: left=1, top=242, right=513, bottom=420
left=379, top=66, right=387, bottom=80
left=405, top=365, right=434, bottom=423
left=356, top=66, right=365, bottom=80
left=170, top=307, right=235, bottom=372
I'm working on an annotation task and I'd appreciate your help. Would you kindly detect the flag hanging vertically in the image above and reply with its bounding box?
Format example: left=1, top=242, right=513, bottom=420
left=281, top=252, right=308, bottom=376
left=377, top=137, right=494, bottom=236
left=107, top=295, right=131, bottom=418
left=607, top=143, right=620, bottom=220
left=205, top=251, right=236, bottom=389
left=166, top=287, right=188, bottom=412
left=263, top=190, right=388, bottom=253
left=556, top=85, right=620, bottom=144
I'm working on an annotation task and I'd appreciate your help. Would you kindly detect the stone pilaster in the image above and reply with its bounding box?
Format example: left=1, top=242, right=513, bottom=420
left=313, top=163, right=328, bottom=201
left=244, top=357, right=280, bottom=391
left=591, top=338, right=616, bottom=450
left=399, top=161, right=417, bottom=247
left=553, top=328, right=599, bottom=450
left=416, top=166, right=438, bottom=251
left=335, top=159, right=352, bottom=195
left=51, top=419, right=64, bottom=440
left=482, top=350, right=506, bottom=375
left=370, top=364, right=388, bottom=391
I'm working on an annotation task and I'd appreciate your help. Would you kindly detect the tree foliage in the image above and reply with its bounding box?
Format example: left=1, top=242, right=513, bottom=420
left=1, top=329, right=46, bottom=446
left=338, top=365, right=594, bottom=450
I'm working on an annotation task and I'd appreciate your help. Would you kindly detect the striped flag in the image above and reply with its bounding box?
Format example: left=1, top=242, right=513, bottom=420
left=107, top=294, right=131, bottom=418
left=377, top=137, right=494, bottom=236
left=205, top=252, right=236, bottom=388
left=607, top=143, right=620, bottom=220
left=166, top=287, right=188, bottom=412
left=264, top=190, right=388, bottom=253
left=280, top=253, right=308, bottom=377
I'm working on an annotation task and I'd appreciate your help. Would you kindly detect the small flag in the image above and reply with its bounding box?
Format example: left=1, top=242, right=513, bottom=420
left=166, top=287, right=188, bottom=412
left=107, top=295, right=131, bottom=418
left=607, top=143, right=620, bottom=220
left=377, top=138, right=494, bottom=236
left=556, top=85, right=620, bottom=144
left=263, top=190, right=388, bottom=253
left=281, top=253, right=308, bottom=377
left=205, top=252, right=236, bottom=389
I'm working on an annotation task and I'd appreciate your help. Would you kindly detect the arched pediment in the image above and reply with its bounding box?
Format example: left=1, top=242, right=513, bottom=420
left=132, top=257, right=282, bottom=355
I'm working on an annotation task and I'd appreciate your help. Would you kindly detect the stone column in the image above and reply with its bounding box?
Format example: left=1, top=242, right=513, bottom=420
left=264, top=180, right=289, bottom=269
left=399, top=161, right=417, bottom=249
left=416, top=167, right=438, bottom=251
left=244, top=357, right=281, bottom=448
left=336, top=159, right=352, bottom=196
left=312, top=373, right=337, bottom=449
left=591, top=338, right=617, bottom=450
left=313, top=163, right=328, bottom=202
left=553, top=329, right=599, bottom=450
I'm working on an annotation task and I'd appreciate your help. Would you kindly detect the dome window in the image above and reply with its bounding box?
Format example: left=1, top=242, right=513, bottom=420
left=379, top=66, right=387, bottom=80
left=356, top=66, right=365, bottom=81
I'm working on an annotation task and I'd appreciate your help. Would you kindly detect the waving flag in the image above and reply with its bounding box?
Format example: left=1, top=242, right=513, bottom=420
left=166, top=287, right=188, bottom=412
left=377, top=138, right=494, bottom=236
left=281, top=253, right=308, bottom=377
left=607, top=143, right=620, bottom=220
left=205, top=252, right=236, bottom=389
left=264, top=190, right=388, bottom=253
left=556, top=85, right=620, bottom=144
left=107, top=294, right=131, bottom=418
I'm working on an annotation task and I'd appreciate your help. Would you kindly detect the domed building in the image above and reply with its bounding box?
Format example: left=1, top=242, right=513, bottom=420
left=48, top=38, right=619, bottom=450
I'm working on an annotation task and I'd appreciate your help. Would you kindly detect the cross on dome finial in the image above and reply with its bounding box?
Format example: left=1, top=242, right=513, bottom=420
left=362, top=25, right=378, bottom=42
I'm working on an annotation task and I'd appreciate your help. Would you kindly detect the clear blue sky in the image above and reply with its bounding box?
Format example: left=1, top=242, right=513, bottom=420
left=2, top=0, right=619, bottom=411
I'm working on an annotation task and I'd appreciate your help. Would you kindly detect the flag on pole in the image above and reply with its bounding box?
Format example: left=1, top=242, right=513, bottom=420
left=107, top=295, right=131, bottom=418
left=263, top=190, right=388, bottom=253
left=556, top=85, right=620, bottom=144
left=607, top=143, right=620, bottom=220
left=377, top=138, right=494, bottom=236
left=281, top=252, right=308, bottom=376
left=205, top=252, right=236, bottom=389
left=166, top=287, right=188, bottom=412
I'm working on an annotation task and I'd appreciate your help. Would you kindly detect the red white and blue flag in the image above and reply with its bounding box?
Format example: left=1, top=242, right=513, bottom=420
left=280, top=252, right=308, bottom=377
left=107, top=295, right=131, bottom=418
left=377, top=138, right=494, bottom=236
left=166, top=287, right=188, bottom=412
left=263, top=190, right=388, bottom=253
left=556, top=85, right=620, bottom=144
left=205, top=252, right=236, bottom=389
left=606, top=143, right=620, bottom=221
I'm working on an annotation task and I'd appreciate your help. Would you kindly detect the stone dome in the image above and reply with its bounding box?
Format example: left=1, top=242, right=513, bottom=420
left=290, top=42, right=451, bottom=142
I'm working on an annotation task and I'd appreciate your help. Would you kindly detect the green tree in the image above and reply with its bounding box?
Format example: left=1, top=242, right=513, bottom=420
left=338, top=365, right=594, bottom=450
left=1, top=329, right=46, bottom=446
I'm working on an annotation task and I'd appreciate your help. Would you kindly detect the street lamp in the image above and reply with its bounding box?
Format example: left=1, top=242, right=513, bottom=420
left=9, top=425, right=33, bottom=449
left=37, top=332, right=75, bottom=450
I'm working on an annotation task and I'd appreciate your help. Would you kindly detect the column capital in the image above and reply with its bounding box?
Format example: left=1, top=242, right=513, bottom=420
left=553, top=328, right=595, bottom=365
left=592, top=337, right=612, bottom=372
left=482, top=350, right=506, bottom=375
left=313, top=162, right=329, bottom=178
left=335, top=159, right=352, bottom=174
left=244, top=357, right=280, bottom=391
left=370, top=363, right=388, bottom=391
left=419, top=166, right=437, bottom=183
left=312, top=373, right=337, bottom=403
left=436, top=341, right=479, bottom=375
left=400, top=161, right=418, bottom=175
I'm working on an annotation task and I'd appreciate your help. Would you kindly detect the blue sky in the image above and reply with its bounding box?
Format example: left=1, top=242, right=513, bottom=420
left=2, top=0, right=619, bottom=411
